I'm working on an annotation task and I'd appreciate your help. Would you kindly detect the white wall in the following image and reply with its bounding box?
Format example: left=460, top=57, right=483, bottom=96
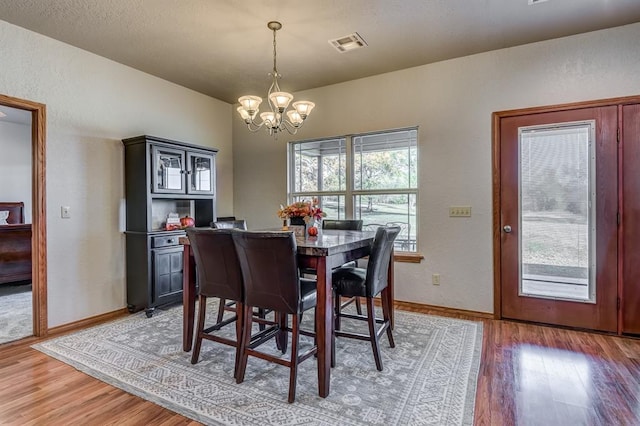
left=0, top=120, right=32, bottom=222
left=0, top=20, right=233, bottom=327
left=233, top=23, right=640, bottom=314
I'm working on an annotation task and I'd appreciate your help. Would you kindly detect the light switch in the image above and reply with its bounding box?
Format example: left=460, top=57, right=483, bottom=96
left=61, top=206, right=71, bottom=219
left=449, top=206, right=472, bottom=217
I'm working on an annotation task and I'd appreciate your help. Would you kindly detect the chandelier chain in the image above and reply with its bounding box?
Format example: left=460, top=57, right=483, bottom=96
left=272, top=26, right=278, bottom=77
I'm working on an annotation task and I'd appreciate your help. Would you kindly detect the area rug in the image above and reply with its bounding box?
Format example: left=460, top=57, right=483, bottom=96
left=33, top=301, right=482, bottom=425
left=0, top=285, right=32, bottom=344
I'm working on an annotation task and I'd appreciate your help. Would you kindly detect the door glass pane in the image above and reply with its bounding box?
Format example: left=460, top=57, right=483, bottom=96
left=190, top=155, right=212, bottom=192
left=519, top=123, right=595, bottom=302
left=156, top=150, right=183, bottom=191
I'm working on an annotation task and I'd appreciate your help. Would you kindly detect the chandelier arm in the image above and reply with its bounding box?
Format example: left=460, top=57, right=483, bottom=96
left=245, top=119, right=265, bottom=132
left=280, top=119, right=302, bottom=135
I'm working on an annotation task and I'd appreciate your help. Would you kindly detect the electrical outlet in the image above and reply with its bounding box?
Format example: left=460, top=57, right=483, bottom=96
left=449, top=206, right=472, bottom=217
left=61, top=206, right=71, bottom=219
left=432, top=273, right=440, bottom=286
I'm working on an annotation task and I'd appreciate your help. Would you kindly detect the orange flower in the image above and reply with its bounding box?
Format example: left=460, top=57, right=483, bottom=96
left=278, top=198, right=326, bottom=221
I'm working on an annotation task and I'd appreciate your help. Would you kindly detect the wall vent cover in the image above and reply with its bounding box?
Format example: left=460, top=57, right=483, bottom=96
left=329, top=32, right=368, bottom=53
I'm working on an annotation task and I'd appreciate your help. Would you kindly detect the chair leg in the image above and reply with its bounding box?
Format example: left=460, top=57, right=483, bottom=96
left=366, top=297, right=383, bottom=371
left=216, top=298, right=226, bottom=324
left=288, top=313, right=299, bottom=403
left=257, top=308, right=266, bottom=331
left=381, top=288, right=395, bottom=348
left=190, top=296, right=208, bottom=364
left=276, top=312, right=288, bottom=354
left=236, top=305, right=253, bottom=384
left=334, top=293, right=342, bottom=331
left=355, top=296, right=363, bottom=315
left=233, top=301, right=244, bottom=379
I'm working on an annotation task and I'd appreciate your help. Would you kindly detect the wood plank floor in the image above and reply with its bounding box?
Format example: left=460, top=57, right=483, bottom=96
left=1, top=304, right=639, bottom=425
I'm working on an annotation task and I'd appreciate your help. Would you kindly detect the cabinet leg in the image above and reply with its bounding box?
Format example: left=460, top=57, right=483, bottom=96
left=145, top=308, right=155, bottom=318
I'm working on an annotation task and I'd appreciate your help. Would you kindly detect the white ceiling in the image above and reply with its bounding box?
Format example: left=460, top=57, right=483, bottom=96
left=1, top=0, right=639, bottom=104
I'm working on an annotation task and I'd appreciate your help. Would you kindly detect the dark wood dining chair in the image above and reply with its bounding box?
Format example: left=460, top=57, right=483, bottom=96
left=185, top=228, right=244, bottom=377
left=332, top=225, right=400, bottom=371
left=211, top=219, right=253, bottom=325
left=322, top=219, right=364, bottom=315
left=322, top=219, right=363, bottom=231
left=213, top=219, right=247, bottom=230
left=232, top=231, right=318, bottom=403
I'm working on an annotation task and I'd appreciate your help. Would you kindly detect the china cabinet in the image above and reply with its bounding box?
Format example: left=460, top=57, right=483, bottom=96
left=122, top=135, right=217, bottom=316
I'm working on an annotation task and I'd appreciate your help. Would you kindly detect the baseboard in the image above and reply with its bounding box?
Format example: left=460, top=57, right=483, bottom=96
left=47, top=308, right=129, bottom=337
left=391, top=299, right=493, bottom=319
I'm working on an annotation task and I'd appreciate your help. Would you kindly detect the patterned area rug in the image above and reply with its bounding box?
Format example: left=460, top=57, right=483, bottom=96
left=0, top=285, right=32, bottom=344
left=34, top=301, right=482, bottom=425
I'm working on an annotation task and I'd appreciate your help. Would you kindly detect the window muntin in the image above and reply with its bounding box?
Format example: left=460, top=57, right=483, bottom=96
left=354, top=131, right=417, bottom=190
left=289, top=128, right=418, bottom=252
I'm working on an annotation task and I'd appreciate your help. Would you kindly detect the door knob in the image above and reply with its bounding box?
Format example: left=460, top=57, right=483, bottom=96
left=503, top=225, right=512, bottom=233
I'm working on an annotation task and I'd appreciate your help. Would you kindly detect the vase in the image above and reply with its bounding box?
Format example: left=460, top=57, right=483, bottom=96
left=288, top=217, right=308, bottom=237
left=289, top=217, right=306, bottom=226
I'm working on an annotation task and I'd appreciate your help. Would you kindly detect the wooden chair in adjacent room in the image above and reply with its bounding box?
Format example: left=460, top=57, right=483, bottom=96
left=232, top=231, right=318, bottom=403
left=331, top=225, right=400, bottom=371
left=185, top=228, right=244, bottom=377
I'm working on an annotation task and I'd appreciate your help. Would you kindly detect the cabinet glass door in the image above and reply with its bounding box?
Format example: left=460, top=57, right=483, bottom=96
left=187, top=152, right=214, bottom=194
left=153, top=146, right=185, bottom=193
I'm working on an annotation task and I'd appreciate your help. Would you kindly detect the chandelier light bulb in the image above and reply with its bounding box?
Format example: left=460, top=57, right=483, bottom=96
left=269, top=91, right=294, bottom=112
left=286, top=110, right=303, bottom=126
left=293, top=101, right=315, bottom=119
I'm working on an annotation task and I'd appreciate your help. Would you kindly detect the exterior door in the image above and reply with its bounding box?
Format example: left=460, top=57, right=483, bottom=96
left=498, top=106, right=618, bottom=332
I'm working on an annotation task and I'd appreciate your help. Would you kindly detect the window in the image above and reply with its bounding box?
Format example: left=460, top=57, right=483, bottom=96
left=289, top=128, right=418, bottom=251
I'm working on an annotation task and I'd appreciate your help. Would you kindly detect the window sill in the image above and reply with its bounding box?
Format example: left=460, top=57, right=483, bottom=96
left=394, top=252, right=424, bottom=263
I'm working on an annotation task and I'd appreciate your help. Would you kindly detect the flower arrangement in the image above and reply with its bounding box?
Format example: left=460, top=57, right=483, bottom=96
left=278, top=198, right=326, bottom=223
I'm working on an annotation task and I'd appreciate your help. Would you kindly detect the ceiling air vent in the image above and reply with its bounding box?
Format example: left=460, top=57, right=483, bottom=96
left=528, top=0, right=550, bottom=4
left=329, top=32, right=367, bottom=53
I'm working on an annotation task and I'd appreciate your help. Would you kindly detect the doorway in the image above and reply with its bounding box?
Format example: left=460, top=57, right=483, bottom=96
left=0, top=94, right=47, bottom=339
left=493, top=95, right=640, bottom=333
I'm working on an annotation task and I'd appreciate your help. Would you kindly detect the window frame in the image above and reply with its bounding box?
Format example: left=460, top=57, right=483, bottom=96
left=288, top=127, right=419, bottom=253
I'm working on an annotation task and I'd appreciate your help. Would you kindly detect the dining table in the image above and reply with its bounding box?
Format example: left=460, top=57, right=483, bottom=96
left=179, top=228, right=395, bottom=398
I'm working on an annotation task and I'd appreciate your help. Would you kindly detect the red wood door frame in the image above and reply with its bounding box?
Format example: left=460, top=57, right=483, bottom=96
left=493, top=95, right=640, bottom=333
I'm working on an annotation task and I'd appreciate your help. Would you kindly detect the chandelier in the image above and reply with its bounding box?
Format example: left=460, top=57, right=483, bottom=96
left=236, top=21, right=315, bottom=137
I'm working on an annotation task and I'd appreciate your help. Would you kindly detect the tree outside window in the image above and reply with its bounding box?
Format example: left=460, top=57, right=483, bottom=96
left=289, top=128, right=418, bottom=252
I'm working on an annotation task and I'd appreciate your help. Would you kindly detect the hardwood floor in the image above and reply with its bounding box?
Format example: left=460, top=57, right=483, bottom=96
left=1, top=303, right=639, bottom=425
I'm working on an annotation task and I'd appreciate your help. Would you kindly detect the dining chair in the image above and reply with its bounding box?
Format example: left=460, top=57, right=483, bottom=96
left=322, top=219, right=364, bottom=315
left=232, top=231, right=318, bottom=403
left=332, top=225, right=400, bottom=371
left=211, top=219, right=255, bottom=326
left=185, top=228, right=244, bottom=377
left=213, top=219, right=247, bottom=230
left=322, top=219, right=363, bottom=231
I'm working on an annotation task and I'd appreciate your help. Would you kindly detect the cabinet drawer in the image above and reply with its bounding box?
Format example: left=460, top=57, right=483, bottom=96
left=151, top=234, right=183, bottom=248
